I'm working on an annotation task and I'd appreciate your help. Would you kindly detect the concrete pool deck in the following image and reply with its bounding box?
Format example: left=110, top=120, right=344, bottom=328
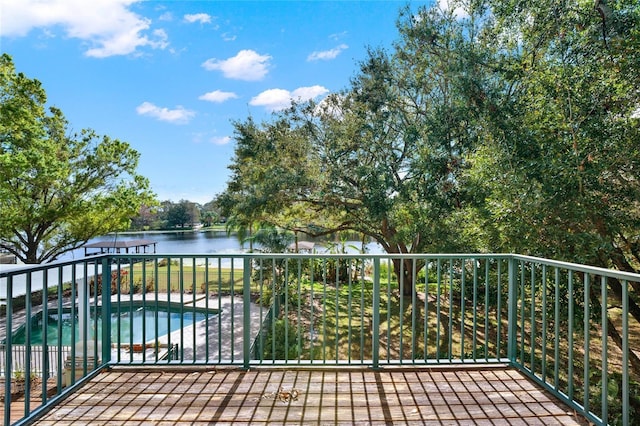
left=144, top=294, right=264, bottom=361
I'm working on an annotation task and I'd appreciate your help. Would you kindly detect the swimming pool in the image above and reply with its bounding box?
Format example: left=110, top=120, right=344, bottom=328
left=11, top=303, right=218, bottom=346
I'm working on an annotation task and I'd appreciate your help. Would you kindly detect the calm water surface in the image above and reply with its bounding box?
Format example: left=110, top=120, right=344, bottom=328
left=63, top=230, right=383, bottom=260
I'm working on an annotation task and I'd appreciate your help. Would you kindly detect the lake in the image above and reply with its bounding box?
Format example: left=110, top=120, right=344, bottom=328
left=61, top=230, right=384, bottom=261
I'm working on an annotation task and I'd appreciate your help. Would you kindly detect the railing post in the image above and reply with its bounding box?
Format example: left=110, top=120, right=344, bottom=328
left=372, top=258, right=380, bottom=370
left=622, top=280, right=629, bottom=426
left=243, top=256, right=252, bottom=369
left=507, top=256, right=518, bottom=365
left=101, top=257, right=112, bottom=365
left=4, top=275, right=13, bottom=423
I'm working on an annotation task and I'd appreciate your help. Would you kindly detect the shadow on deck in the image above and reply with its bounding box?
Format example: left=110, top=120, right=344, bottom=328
left=30, top=366, right=588, bottom=425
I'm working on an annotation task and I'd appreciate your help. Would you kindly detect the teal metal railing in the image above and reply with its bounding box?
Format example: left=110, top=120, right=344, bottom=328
left=0, top=253, right=636, bottom=425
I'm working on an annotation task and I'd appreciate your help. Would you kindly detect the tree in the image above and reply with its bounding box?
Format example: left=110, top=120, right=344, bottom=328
left=130, top=204, right=158, bottom=231
left=464, top=0, right=640, bottom=381
left=0, top=54, right=155, bottom=263
left=220, top=5, right=497, bottom=294
left=470, top=0, right=640, bottom=268
left=163, top=200, right=192, bottom=228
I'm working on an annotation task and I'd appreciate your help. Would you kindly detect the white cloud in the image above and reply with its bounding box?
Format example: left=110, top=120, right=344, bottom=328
left=222, top=33, right=237, bottom=42
left=438, top=0, right=469, bottom=19
left=184, top=13, right=212, bottom=24
left=0, top=0, right=169, bottom=58
left=202, top=49, right=271, bottom=81
left=307, top=44, right=348, bottom=61
left=315, top=93, right=345, bottom=119
left=158, top=12, right=173, bottom=22
left=250, top=85, right=329, bottom=112
left=291, top=86, right=330, bottom=99
left=210, top=136, right=231, bottom=145
left=329, top=31, right=348, bottom=42
left=198, top=90, right=239, bottom=103
left=136, top=102, right=195, bottom=124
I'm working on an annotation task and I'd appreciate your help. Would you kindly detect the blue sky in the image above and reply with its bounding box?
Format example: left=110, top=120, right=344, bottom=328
left=1, top=0, right=440, bottom=204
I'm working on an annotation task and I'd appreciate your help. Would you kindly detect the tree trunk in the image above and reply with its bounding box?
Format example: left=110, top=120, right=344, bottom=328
left=590, top=284, right=640, bottom=377
left=389, top=258, right=427, bottom=298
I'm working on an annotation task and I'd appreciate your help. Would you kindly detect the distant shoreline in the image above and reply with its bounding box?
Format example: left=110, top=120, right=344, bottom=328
left=110, top=225, right=229, bottom=236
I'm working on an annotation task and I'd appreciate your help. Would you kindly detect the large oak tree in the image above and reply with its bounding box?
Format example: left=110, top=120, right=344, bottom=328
left=0, top=54, right=154, bottom=263
left=220, top=5, right=501, bottom=294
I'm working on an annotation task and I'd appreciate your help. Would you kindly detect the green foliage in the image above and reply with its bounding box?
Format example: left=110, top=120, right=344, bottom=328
left=468, top=0, right=640, bottom=269
left=262, top=318, right=301, bottom=360
left=593, top=373, right=640, bottom=426
left=0, top=54, right=155, bottom=263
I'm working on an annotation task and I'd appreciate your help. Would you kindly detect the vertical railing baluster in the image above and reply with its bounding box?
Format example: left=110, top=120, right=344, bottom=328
left=436, top=259, right=442, bottom=362
left=296, top=258, right=302, bottom=364
left=372, top=258, right=380, bottom=369
left=399, top=258, right=405, bottom=363
left=309, top=258, right=315, bottom=364
left=243, top=256, right=252, bottom=369
left=142, top=258, right=147, bottom=363
left=204, top=257, right=210, bottom=363
left=448, top=260, right=454, bottom=362
left=24, top=270, right=32, bottom=416
left=57, top=267, right=64, bottom=390
left=386, top=258, right=392, bottom=363
left=217, top=257, right=222, bottom=361
left=601, top=275, right=608, bottom=423
left=424, top=259, right=429, bottom=362
left=460, top=258, right=466, bottom=361
left=541, top=265, right=548, bottom=383
left=411, top=258, right=417, bottom=363
left=284, top=258, right=290, bottom=364
left=128, top=258, right=134, bottom=364
left=42, top=269, right=49, bottom=403
left=568, top=270, right=574, bottom=400
left=519, top=260, right=525, bottom=366
left=192, top=257, right=197, bottom=363
left=360, top=257, right=365, bottom=364
left=496, top=260, right=502, bottom=359
left=507, top=257, right=518, bottom=365
left=622, top=279, right=629, bottom=426
left=272, top=259, right=277, bottom=363
left=322, top=258, right=327, bottom=364
left=4, top=275, right=14, bottom=422
left=554, top=267, right=560, bottom=390
left=530, top=264, right=536, bottom=374
left=101, top=257, right=112, bottom=367
left=154, top=257, right=159, bottom=364
left=334, top=258, right=339, bottom=364
left=583, top=273, right=590, bottom=414
left=92, top=261, right=100, bottom=370
left=70, top=265, right=77, bottom=384
left=472, top=259, right=478, bottom=362
left=230, top=258, right=235, bottom=363
left=347, top=258, right=353, bottom=364
left=179, top=258, right=184, bottom=361
left=166, top=259, right=171, bottom=364
left=483, top=260, right=489, bottom=361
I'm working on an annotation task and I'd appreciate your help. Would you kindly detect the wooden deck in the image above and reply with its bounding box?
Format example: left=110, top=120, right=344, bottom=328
left=22, top=366, right=589, bottom=425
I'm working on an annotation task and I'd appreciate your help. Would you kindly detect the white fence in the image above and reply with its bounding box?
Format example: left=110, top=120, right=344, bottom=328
left=0, top=345, right=72, bottom=379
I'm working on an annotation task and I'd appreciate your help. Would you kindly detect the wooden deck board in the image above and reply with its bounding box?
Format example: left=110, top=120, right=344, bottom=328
left=24, top=367, right=587, bottom=425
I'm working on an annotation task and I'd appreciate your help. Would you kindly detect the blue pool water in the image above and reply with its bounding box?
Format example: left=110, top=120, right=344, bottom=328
left=12, top=305, right=216, bottom=345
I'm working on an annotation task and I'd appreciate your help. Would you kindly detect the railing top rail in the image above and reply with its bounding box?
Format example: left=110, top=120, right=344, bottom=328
left=3, top=252, right=639, bottom=283
left=0, top=255, right=105, bottom=278
left=512, top=254, right=640, bottom=282
left=98, top=252, right=515, bottom=260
